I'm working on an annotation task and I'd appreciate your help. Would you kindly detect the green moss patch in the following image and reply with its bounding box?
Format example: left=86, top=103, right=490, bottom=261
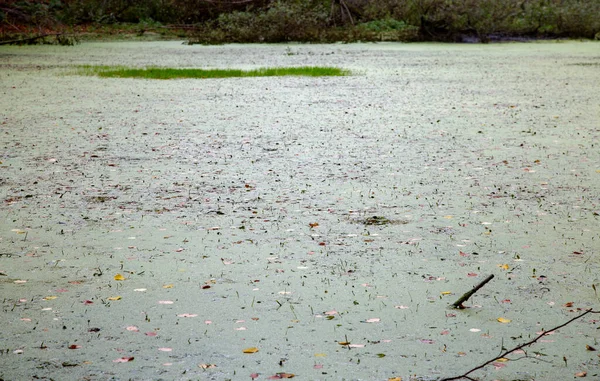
left=78, top=66, right=350, bottom=79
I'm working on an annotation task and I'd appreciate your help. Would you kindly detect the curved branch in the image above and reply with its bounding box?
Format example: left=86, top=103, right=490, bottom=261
left=441, top=308, right=600, bottom=381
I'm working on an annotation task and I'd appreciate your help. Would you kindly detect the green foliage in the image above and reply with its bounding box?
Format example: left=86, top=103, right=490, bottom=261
left=2, top=0, right=600, bottom=43
left=353, top=18, right=419, bottom=42
left=518, top=0, right=600, bottom=38
left=213, top=1, right=330, bottom=43
left=54, top=33, right=78, bottom=45
left=78, top=65, right=350, bottom=79
left=359, top=18, right=409, bottom=33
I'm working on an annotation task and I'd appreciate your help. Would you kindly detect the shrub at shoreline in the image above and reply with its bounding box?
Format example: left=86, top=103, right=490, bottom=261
left=1, top=0, right=599, bottom=44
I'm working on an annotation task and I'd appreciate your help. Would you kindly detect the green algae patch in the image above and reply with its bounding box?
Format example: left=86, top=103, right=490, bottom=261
left=78, top=65, right=350, bottom=79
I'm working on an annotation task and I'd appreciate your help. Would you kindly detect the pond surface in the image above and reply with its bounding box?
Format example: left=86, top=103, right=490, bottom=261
left=1, top=41, right=599, bottom=380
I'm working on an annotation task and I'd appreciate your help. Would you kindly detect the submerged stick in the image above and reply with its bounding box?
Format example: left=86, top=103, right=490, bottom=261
left=451, top=274, right=494, bottom=309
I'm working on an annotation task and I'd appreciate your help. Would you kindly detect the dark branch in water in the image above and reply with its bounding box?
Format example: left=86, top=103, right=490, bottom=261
left=440, top=308, right=600, bottom=381
left=451, top=274, right=494, bottom=309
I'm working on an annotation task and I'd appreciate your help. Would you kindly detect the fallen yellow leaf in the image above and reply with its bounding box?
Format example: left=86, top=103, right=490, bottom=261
left=43, top=296, right=57, bottom=300
left=107, top=296, right=122, bottom=301
left=498, top=264, right=509, bottom=270
left=114, top=274, right=125, bottom=281
left=441, top=291, right=452, bottom=295
left=338, top=341, right=351, bottom=346
left=496, top=357, right=509, bottom=362
left=497, top=317, right=511, bottom=323
left=163, top=284, right=174, bottom=289
left=243, top=347, right=259, bottom=354
left=388, top=378, right=402, bottom=381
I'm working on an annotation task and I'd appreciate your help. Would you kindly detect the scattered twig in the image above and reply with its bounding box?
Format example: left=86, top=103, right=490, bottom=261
left=440, top=308, right=600, bottom=380
left=451, top=274, right=494, bottom=309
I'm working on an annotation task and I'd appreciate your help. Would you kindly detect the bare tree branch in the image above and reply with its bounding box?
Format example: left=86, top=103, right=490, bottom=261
left=0, top=33, right=56, bottom=45
left=440, top=308, right=600, bottom=381
left=339, top=0, right=354, bottom=25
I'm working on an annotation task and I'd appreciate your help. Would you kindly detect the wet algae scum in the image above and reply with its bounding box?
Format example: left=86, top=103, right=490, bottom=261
left=1, top=41, right=599, bottom=380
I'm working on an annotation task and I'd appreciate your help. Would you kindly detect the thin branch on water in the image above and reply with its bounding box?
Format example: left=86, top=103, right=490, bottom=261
left=440, top=308, right=600, bottom=381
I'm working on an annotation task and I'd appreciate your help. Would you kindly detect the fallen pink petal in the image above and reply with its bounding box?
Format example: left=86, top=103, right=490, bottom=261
left=493, top=362, right=507, bottom=370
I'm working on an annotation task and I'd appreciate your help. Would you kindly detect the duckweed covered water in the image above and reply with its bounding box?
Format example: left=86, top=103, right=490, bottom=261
left=1, top=41, right=599, bottom=381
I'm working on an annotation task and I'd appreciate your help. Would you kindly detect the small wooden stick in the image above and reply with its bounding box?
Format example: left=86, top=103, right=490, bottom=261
left=451, top=274, right=494, bottom=309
